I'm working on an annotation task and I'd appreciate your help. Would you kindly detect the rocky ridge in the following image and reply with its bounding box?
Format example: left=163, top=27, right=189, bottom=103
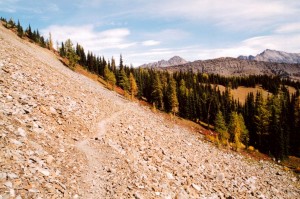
left=0, top=25, right=299, bottom=198
left=160, top=57, right=300, bottom=81
left=139, top=56, right=188, bottom=68
left=239, top=49, right=300, bottom=64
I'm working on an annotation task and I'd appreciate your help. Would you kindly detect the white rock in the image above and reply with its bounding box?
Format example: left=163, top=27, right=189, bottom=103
left=192, top=183, right=201, bottom=191
left=73, top=194, right=79, bottom=199
left=10, top=189, right=15, bottom=197
left=176, top=188, right=189, bottom=199
left=0, top=172, right=7, bottom=180
left=49, top=107, right=57, bottom=115
left=166, top=172, right=174, bottom=180
left=38, top=168, right=50, bottom=176
left=15, top=195, right=22, bottom=199
left=7, top=95, right=13, bottom=101
left=4, top=181, right=13, bottom=188
left=128, top=125, right=133, bottom=130
left=28, top=188, right=39, bottom=193
left=7, top=173, right=18, bottom=179
left=17, top=127, right=26, bottom=137
left=46, top=155, right=54, bottom=164
left=10, top=139, right=22, bottom=146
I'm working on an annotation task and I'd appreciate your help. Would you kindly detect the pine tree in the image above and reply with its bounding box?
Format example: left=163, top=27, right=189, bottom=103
left=244, top=92, right=256, bottom=146
left=239, top=113, right=249, bottom=147
left=119, top=54, right=123, bottom=71
left=26, top=24, right=32, bottom=39
left=64, top=39, right=80, bottom=69
left=59, top=42, right=66, bottom=57
left=8, top=18, right=15, bottom=28
left=167, top=76, right=179, bottom=115
left=151, top=72, right=163, bottom=109
left=214, top=111, right=229, bottom=144
left=104, top=65, right=116, bottom=89
left=17, top=20, right=23, bottom=38
left=254, top=92, right=270, bottom=150
left=129, top=72, right=138, bottom=99
left=119, top=69, right=130, bottom=92
left=228, top=112, right=248, bottom=150
left=178, top=79, right=188, bottom=117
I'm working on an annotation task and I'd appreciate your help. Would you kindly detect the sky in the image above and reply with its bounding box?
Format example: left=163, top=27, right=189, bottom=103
left=1, top=0, right=300, bottom=66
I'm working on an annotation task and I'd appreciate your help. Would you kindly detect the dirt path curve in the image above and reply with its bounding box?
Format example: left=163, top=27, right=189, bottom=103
left=76, top=109, right=127, bottom=198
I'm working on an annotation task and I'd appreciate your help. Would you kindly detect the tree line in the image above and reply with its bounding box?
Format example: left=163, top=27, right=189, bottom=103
left=2, top=17, right=299, bottom=160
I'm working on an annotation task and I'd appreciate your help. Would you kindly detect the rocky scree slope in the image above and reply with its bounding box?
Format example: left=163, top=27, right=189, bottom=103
left=0, top=25, right=299, bottom=199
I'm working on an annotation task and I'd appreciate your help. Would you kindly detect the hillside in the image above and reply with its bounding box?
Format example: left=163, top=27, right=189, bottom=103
left=158, top=57, right=300, bottom=81
left=1, top=24, right=300, bottom=199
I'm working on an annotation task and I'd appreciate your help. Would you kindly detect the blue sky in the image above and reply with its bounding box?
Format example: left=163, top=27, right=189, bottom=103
left=1, top=0, right=300, bottom=66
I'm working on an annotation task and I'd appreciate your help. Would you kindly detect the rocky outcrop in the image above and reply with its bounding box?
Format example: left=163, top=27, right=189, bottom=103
left=0, top=25, right=299, bottom=198
left=161, top=57, right=300, bottom=81
left=239, top=49, right=300, bottom=64
left=140, top=56, right=188, bottom=68
left=255, top=49, right=300, bottom=64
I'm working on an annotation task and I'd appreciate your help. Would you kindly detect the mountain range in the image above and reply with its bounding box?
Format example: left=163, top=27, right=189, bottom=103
left=139, top=56, right=188, bottom=68
left=142, top=49, right=300, bottom=81
left=238, top=49, right=300, bottom=64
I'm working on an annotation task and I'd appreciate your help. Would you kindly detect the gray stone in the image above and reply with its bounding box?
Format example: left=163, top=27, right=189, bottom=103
left=216, top=173, right=224, bottom=181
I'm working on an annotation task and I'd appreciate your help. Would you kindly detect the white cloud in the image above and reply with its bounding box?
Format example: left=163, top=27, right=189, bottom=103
left=145, top=0, right=299, bottom=31
left=42, top=25, right=135, bottom=52
left=144, top=29, right=190, bottom=43
left=142, top=40, right=160, bottom=46
left=275, top=23, right=300, bottom=33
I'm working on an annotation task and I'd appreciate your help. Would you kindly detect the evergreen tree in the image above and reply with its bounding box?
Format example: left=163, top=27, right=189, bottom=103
left=244, top=92, right=256, bottom=146
left=8, top=18, right=15, bottom=28
left=151, top=73, right=163, bottom=109
left=166, top=76, right=179, bottom=114
left=254, top=92, right=270, bottom=150
left=239, top=113, right=249, bottom=146
left=228, top=112, right=248, bottom=149
left=129, top=72, right=138, bottom=99
left=119, top=54, right=123, bottom=71
left=64, top=39, right=80, bottom=69
left=214, top=111, right=229, bottom=144
left=119, top=69, right=130, bottom=92
left=59, top=42, right=66, bottom=57
left=178, top=79, right=188, bottom=117
left=26, top=24, right=32, bottom=39
left=17, top=20, right=23, bottom=38
left=104, top=65, right=116, bottom=89
left=269, top=93, right=282, bottom=159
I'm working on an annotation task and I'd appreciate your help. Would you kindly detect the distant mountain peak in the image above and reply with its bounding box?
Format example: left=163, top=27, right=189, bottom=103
left=139, top=56, right=188, bottom=68
left=238, top=49, right=300, bottom=64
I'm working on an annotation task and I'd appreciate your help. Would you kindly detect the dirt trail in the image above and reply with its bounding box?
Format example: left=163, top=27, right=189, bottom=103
left=76, top=109, right=127, bottom=197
